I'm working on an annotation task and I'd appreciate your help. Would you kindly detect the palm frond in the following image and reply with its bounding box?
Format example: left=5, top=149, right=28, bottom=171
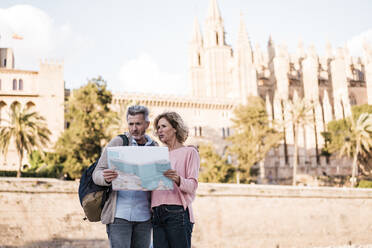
left=0, top=105, right=52, bottom=176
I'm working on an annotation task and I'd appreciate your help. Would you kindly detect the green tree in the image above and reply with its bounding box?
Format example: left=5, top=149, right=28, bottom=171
left=351, top=104, right=372, bottom=121
left=26, top=150, right=64, bottom=178
left=55, top=77, right=117, bottom=178
left=105, top=100, right=134, bottom=138
left=228, top=96, right=282, bottom=183
left=339, top=113, right=372, bottom=187
left=0, top=104, right=51, bottom=177
left=198, top=143, right=234, bottom=183
left=323, top=104, right=372, bottom=178
left=286, top=98, right=313, bottom=185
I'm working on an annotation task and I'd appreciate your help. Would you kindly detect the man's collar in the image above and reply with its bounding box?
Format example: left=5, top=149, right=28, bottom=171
left=126, top=133, right=153, bottom=146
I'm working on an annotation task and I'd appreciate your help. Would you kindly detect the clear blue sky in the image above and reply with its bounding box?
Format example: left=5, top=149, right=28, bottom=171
left=0, top=0, right=371, bottom=95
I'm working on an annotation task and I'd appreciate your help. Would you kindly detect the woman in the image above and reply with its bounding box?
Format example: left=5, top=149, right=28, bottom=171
left=151, top=112, right=200, bottom=248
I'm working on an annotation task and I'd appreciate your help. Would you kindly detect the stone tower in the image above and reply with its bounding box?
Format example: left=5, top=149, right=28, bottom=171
left=232, top=14, right=257, bottom=104
left=0, top=48, right=15, bottom=69
left=189, top=17, right=204, bottom=97
left=189, top=0, right=232, bottom=98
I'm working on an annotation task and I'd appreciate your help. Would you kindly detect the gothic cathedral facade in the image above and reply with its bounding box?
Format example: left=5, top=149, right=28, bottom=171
left=1, top=0, right=372, bottom=181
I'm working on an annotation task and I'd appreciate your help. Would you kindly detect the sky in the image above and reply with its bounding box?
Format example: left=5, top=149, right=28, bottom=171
left=0, top=0, right=371, bottom=95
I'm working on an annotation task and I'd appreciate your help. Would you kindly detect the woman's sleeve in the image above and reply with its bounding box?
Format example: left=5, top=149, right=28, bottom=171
left=178, top=148, right=200, bottom=194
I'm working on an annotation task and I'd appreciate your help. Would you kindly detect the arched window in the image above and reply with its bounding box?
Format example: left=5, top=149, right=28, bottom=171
left=227, top=127, right=230, bottom=137
left=12, top=79, right=17, bottom=90
left=222, top=127, right=225, bottom=138
left=18, top=79, right=23, bottom=91
left=0, top=101, right=6, bottom=126
left=198, top=54, right=201, bottom=66
left=26, top=102, right=36, bottom=112
left=353, top=69, right=364, bottom=81
left=349, top=94, right=357, bottom=106
left=3, top=59, right=6, bottom=67
left=216, top=32, right=219, bottom=46
left=10, top=101, right=21, bottom=115
left=199, top=126, right=202, bottom=137
left=357, top=70, right=364, bottom=81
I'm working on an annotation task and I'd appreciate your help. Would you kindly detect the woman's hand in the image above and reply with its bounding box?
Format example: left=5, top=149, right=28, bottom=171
left=103, top=169, right=118, bottom=183
left=164, top=169, right=180, bottom=186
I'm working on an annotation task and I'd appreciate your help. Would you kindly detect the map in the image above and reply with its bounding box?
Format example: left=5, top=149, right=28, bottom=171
left=107, top=146, right=173, bottom=191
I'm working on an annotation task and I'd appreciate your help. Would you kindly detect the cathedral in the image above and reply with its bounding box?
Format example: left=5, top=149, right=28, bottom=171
left=113, top=0, right=372, bottom=181
left=1, top=0, right=372, bottom=181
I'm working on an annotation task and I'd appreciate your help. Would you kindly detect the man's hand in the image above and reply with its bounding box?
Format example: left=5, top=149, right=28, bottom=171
left=103, top=169, right=118, bottom=183
left=164, top=169, right=180, bottom=186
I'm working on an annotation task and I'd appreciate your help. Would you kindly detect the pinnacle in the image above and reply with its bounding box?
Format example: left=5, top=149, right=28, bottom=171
left=207, top=0, right=222, bottom=21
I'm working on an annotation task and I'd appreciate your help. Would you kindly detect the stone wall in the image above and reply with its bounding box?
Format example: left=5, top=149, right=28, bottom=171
left=0, top=178, right=371, bottom=248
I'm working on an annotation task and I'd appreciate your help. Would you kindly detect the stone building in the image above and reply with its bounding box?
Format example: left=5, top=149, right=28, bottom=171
left=0, top=47, right=64, bottom=170
left=1, top=0, right=372, bottom=181
left=113, top=0, right=372, bottom=180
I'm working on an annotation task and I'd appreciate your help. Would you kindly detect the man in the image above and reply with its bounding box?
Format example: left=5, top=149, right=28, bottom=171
left=93, top=105, right=157, bottom=248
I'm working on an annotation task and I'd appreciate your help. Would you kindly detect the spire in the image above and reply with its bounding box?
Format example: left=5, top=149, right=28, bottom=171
left=322, top=90, right=333, bottom=123
left=254, top=43, right=264, bottom=65
left=296, top=39, right=305, bottom=59
left=362, top=37, right=371, bottom=51
left=343, top=43, right=353, bottom=78
left=204, top=0, right=225, bottom=47
left=336, top=47, right=344, bottom=60
left=266, top=93, right=273, bottom=124
left=191, top=17, right=203, bottom=45
left=273, top=91, right=282, bottom=120
left=268, top=35, right=275, bottom=61
left=277, top=43, right=289, bottom=58
left=207, top=0, right=222, bottom=21
left=343, top=43, right=352, bottom=63
left=268, top=35, right=274, bottom=46
left=325, top=40, right=333, bottom=58
left=237, top=12, right=250, bottom=45
left=307, top=44, right=317, bottom=59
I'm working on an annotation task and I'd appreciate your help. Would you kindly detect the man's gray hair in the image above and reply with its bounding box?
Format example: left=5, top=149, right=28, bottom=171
left=126, top=105, right=150, bottom=122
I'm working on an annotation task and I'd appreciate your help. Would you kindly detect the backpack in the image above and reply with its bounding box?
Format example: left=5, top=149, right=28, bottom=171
left=78, top=134, right=129, bottom=222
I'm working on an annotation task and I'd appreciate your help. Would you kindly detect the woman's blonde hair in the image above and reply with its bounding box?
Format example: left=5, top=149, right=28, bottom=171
left=153, top=112, right=189, bottom=144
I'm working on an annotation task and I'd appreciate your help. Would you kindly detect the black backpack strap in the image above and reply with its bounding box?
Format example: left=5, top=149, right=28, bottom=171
left=118, top=134, right=129, bottom=146
left=150, top=140, right=158, bottom=146
left=100, top=187, right=112, bottom=209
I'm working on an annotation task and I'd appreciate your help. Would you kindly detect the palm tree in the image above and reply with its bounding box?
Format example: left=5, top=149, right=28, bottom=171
left=340, top=113, right=372, bottom=187
left=287, top=98, right=314, bottom=186
left=0, top=104, right=51, bottom=177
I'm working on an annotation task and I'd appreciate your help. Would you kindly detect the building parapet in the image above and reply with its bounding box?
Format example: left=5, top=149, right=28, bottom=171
left=39, top=58, right=64, bottom=66
left=113, top=92, right=237, bottom=109
left=0, top=92, right=39, bottom=97
left=0, top=68, right=38, bottom=74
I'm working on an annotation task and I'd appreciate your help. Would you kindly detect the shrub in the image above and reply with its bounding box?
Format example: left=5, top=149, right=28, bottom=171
left=0, top=170, right=62, bottom=178
left=358, top=180, right=372, bottom=188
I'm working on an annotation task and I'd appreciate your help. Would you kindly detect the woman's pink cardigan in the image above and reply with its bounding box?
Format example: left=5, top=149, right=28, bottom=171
left=151, top=146, right=200, bottom=222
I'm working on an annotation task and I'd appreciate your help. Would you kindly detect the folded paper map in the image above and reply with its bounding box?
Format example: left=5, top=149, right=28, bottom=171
left=107, top=146, right=173, bottom=191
